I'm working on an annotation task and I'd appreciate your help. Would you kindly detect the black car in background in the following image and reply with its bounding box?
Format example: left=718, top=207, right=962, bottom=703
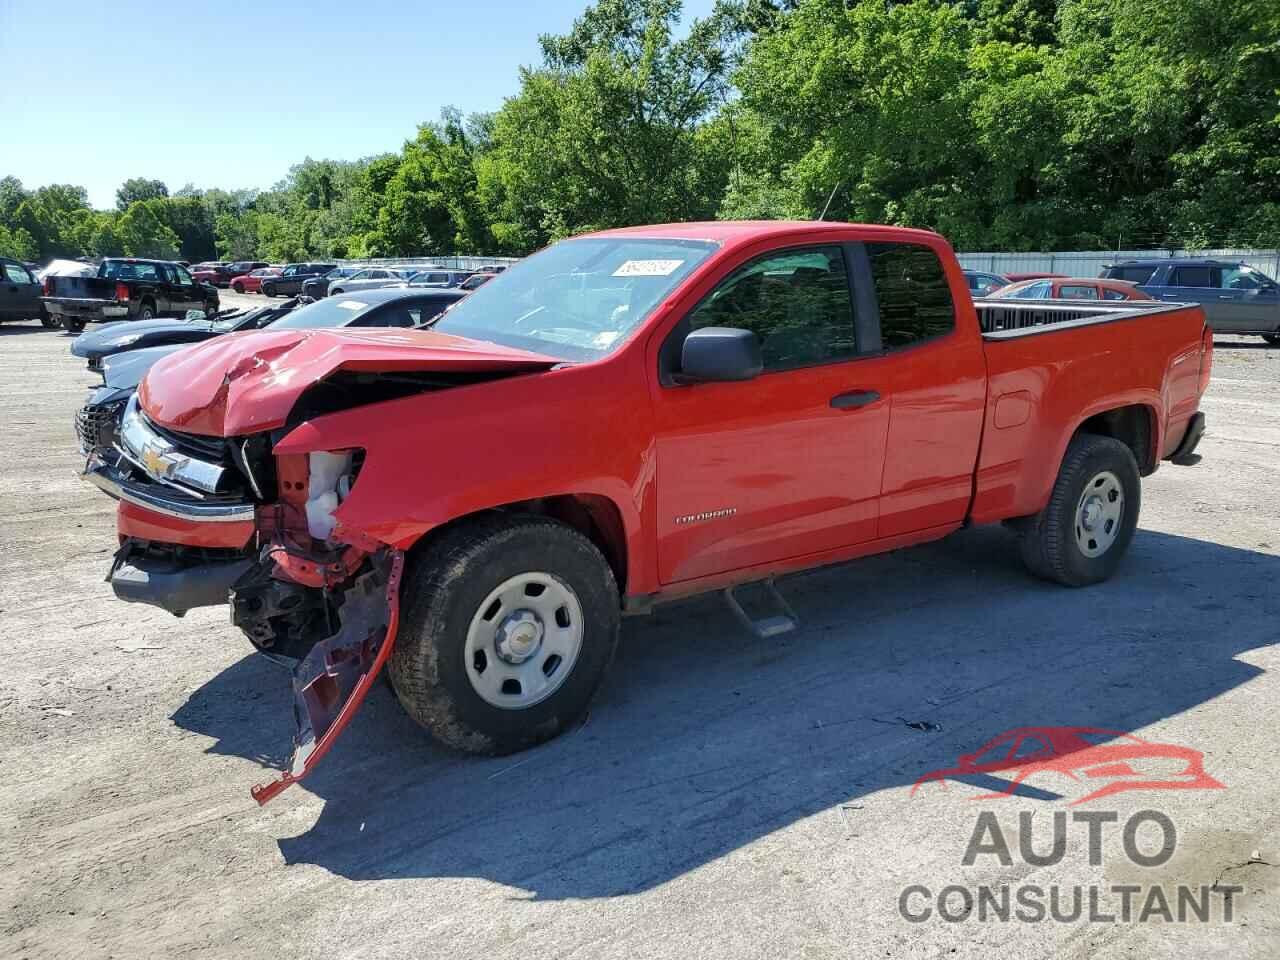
left=70, top=300, right=302, bottom=372
left=405, top=267, right=474, bottom=288
left=1, top=256, right=48, bottom=326
left=42, top=259, right=219, bottom=332
left=261, top=262, right=338, bottom=297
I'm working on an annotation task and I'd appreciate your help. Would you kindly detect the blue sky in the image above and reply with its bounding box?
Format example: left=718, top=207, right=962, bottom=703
left=0, top=0, right=717, bottom=209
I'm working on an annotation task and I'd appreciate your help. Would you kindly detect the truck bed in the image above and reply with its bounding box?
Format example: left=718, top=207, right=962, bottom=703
left=974, top=297, right=1183, bottom=336
left=970, top=297, right=1209, bottom=525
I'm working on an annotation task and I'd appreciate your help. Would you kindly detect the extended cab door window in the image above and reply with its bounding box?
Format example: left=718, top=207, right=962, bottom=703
left=865, top=241, right=986, bottom=537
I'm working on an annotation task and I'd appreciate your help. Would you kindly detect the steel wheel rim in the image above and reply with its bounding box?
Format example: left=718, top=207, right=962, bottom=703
left=464, top=572, right=584, bottom=710
left=1075, top=469, right=1124, bottom=558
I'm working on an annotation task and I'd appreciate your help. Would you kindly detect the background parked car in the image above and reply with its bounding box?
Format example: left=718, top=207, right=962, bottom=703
left=230, top=267, right=281, bottom=294
left=459, top=272, right=497, bottom=291
left=988, top=277, right=1153, bottom=301
left=1100, top=258, right=1280, bottom=342
left=261, top=262, right=338, bottom=297
left=70, top=300, right=303, bottom=372
left=300, top=265, right=365, bottom=299
left=326, top=267, right=414, bottom=296
left=1003, top=271, right=1068, bottom=282
left=1, top=256, right=50, bottom=326
left=42, top=258, right=219, bottom=331
left=963, top=270, right=1009, bottom=297
left=403, top=267, right=474, bottom=288
left=193, top=261, right=269, bottom=287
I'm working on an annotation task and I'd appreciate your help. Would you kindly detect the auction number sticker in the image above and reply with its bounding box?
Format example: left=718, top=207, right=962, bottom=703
left=613, top=259, right=684, bottom=277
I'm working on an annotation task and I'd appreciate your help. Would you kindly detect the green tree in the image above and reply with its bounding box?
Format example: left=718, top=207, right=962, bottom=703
left=116, top=177, right=169, bottom=212
left=116, top=202, right=180, bottom=258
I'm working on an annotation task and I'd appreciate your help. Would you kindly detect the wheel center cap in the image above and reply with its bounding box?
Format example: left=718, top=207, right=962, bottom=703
left=1081, top=497, right=1104, bottom=531
left=495, top=610, right=544, bottom=664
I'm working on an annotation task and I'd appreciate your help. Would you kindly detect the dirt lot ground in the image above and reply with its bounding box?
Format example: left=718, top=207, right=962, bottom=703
left=2, top=309, right=1277, bottom=959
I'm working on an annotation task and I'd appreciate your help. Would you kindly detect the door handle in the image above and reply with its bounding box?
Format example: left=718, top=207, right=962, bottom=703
left=830, top=389, right=881, bottom=409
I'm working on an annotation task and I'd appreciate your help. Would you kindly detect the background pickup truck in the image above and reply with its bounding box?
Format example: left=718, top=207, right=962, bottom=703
left=82, top=221, right=1212, bottom=804
left=1102, top=258, right=1280, bottom=342
left=42, top=258, right=219, bottom=332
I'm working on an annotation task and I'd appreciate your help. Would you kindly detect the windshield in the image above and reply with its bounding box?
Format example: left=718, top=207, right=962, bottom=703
left=431, top=237, right=717, bottom=361
left=265, top=296, right=377, bottom=330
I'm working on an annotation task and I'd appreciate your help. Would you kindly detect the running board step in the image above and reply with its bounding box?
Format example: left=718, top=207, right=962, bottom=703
left=724, top=578, right=799, bottom=639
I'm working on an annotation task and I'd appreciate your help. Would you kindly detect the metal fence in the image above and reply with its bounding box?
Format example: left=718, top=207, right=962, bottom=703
left=338, top=255, right=519, bottom=271
left=956, top=248, right=1280, bottom=280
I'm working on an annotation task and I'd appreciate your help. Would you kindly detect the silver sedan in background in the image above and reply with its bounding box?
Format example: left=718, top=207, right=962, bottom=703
left=326, top=267, right=415, bottom=297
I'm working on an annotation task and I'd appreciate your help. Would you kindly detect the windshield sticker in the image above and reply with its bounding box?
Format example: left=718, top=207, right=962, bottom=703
left=613, top=259, right=684, bottom=277
left=337, top=300, right=365, bottom=310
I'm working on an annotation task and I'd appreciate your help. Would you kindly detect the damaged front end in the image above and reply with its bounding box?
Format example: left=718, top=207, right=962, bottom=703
left=87, top=395, right=406, bottom=804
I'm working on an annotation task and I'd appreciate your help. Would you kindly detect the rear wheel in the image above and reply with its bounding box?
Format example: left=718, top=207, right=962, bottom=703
left=40, top=306, right=57, bottom=328
left=262, top=283, right=276, bottom=297
left=1018, top=434, right=1141, bottom=586
left=136, top=302, right=155, bottom=322
left=388, top=515, right=620, bottom=755
left=61, top=316, right=85, bottom=333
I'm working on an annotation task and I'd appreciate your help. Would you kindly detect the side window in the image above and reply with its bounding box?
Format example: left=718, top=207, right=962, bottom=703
left=1022, top=281, right=1052, bottom=299
left=1102, top=288, right=1128, bottom=301
left=867, top=242, right=955, bottom=348
left=1059, top=284, right=1099, bottom=299
left=1170, top=266, right=1213, bottom=288
left=686, top=246, right=857, bottom=371
left=1220, top=266, right=1262, bottom=290
left=1112, top=266, right=1156, bottom=284
left=3, top=262, right=33, bottom=284
left=174, top=266, right=194, bottom=285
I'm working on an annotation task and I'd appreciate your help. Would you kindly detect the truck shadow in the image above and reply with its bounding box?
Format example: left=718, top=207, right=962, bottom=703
left=172, top=526, right=1279, bottom=900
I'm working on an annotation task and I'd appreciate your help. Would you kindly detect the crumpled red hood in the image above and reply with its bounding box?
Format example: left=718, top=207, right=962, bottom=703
left=137, top=326, right=559, bottom=436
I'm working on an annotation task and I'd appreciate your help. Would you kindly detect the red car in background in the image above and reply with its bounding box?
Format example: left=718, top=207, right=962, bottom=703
left=192, top=261, right=269, bottom=288
left=230, top=267, right=281, bottom=294
left=989, top=277, right=1154, bottom=302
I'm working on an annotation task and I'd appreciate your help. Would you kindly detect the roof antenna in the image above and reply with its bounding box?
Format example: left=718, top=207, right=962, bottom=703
left=817, top=181, right=843, bottom=221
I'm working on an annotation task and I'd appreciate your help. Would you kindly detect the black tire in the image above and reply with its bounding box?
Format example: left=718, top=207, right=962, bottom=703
left=40, top=307, right=58, bottom=329
left=61, top=316, right=85, bottom=333
left=232, top=281, right=245, bottom=294
left=330, top=288, right=343, bottom=296
left=262, top=283, right=276, bottom=297
left=1263, top=333, right=1280, bottom=346
left=136, top=302, right=155, bottom=322
left=388, top=514, right=620, bottom=755
left=1018, top=433, right=1141, bottom=586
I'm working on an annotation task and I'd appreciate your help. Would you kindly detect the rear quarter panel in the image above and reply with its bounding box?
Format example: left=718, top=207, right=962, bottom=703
left=970, top=305, right=1206, bottom=524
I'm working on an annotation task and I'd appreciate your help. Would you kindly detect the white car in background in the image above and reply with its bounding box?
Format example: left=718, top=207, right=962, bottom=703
left=326, top=267, right=414, bottom=297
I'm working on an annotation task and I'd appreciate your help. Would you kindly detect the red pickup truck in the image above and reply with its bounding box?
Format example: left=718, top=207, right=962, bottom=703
left=83, top=221, right=1212, bottom=803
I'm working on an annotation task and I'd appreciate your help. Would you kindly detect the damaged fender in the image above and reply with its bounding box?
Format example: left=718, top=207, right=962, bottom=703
left=251, top=548, right=404, bottom=805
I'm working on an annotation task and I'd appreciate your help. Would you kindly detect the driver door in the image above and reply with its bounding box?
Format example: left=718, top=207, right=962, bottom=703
left=650, top=245, right=894, bottom=585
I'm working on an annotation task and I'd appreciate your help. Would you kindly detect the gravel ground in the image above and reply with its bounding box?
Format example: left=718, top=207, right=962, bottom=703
left=1, top=317, right=1277, bottom=959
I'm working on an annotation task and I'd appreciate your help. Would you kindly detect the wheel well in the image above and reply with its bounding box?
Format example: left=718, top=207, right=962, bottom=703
left=1075, top=405, right=1156, bottom=475
left=410, top=495, right=629, bottom=593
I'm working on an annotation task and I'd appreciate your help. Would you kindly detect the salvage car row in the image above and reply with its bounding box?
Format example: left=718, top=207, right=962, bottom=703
left=59, top=220, right=1214, bottom=806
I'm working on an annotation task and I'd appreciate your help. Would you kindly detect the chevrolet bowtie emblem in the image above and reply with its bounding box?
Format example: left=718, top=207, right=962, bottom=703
left=141, top=443, right=171, bottom=478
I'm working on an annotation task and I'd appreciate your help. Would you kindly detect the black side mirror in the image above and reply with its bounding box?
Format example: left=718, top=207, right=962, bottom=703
left=678, top=326, right=762, bottom=383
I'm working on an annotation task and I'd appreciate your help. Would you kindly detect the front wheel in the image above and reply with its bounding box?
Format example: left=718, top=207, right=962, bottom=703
left=61, top=316, right=85, bottom=333
left=261, top=283, right=276, bottom=297
left=232, top=282, right=245, bottom=294
left=388, top=515, right=620, bottom=755
left=1017, top=434, right=1141, bottom=586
